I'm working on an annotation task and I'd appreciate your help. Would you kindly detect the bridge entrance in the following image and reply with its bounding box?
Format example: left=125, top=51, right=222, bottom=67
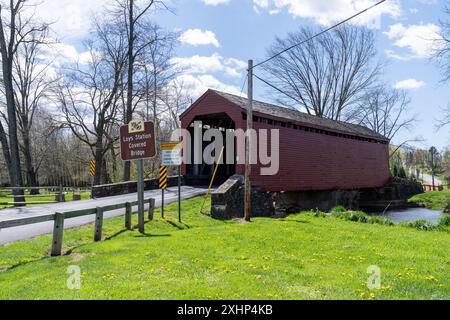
left=185, top=113, right=236, bottom=186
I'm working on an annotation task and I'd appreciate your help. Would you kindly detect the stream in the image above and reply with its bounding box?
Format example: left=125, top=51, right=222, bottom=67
left=371, top=207, right=445, bottom=224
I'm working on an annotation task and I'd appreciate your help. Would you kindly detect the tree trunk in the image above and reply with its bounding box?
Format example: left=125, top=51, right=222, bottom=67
left=93, top=140, right=104, bottom=186
left=1, top=57, right=25, bottom=203
left=123, top=0, right=134, bottom=182
left=21, top=117, right=39, bottom=195
left=0, top=121, right=13, bottom=185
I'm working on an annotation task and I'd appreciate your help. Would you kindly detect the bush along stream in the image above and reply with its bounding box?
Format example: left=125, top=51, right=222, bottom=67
left=305, top=206, right=450, bottom=233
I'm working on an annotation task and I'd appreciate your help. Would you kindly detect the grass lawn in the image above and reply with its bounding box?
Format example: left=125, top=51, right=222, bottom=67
left=409, top=189, right=450, bottom=211
left=0, top=197, right=448, bottom=300
left=0, top=192, right=91, bottom=209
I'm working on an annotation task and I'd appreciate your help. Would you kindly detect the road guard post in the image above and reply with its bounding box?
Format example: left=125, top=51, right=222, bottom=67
left=120, top=119, right=156, bottom=234
left=161, top=142, right=182, bottom=223
left=90, top=160, right=95, bottom=198
left=159, top=166, right=168, bottom=218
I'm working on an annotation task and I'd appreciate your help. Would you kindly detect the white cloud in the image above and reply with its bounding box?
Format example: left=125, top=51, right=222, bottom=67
left=202, top=0, right=230, bottom=5
left=252, top=0, right=401, bottom=28
left=174, top=74, right=242, bottom=99
left=179, top=29, right=220, bottom=47
left=171, top=53, right=246, bottom=78
left=32, top=0, right=110, bottom=41
left=394, top=78, right=426, bottom=89
left=384, top=23, right=442, bottom=59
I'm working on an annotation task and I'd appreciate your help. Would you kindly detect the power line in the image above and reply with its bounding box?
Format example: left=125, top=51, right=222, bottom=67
left=253, top=73, right=301, bottom=106
left=239, top=71, right=248, bottom=97
left=252, top=0, right=386, bottom=69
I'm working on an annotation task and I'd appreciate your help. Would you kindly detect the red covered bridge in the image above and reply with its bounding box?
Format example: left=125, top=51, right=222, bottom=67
left=180, top=89, right=390, bottom=192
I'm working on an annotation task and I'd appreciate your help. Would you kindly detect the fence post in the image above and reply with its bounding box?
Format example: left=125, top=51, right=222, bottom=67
left=125, top=202, right=132, bottom=230
left=148, top=198, right=155, bottom=221
left=51, top=212, right=65, bottom=256
left=94, top=207, right=104, bottom=242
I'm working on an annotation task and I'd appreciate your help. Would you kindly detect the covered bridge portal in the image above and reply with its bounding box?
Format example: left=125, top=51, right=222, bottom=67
left=180, top=89, right=390, bottom=192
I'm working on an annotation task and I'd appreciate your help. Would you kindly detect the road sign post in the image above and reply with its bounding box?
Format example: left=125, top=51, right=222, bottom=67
left=120, top=119, right=156, bottom=234
left=178, top=165, right=181, bottom=223
left=159, top=166, right=168, bottom=218
left=161, top=142, right=183, bottom=223
left=137, top=159, right=145, bottom=233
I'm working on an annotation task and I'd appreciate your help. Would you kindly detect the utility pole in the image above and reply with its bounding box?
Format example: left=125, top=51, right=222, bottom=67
left=244, top=60, right=253, bottom=222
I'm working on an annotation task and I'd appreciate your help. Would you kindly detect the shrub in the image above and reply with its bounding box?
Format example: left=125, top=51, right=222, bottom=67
left=368, top=216, right=395, bottom=226
left=438, top=215, right=450, bottom=228
left=346, top=211, right=369, bottom=223
left=308, top=210, right=327, bottom=218
left=331, top=206, right=347, bottom=213
left=408, top=220, right=437, bottom=231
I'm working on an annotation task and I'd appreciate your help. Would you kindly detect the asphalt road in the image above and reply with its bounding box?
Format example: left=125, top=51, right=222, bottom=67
left=0, top=186, right=208, bottom=245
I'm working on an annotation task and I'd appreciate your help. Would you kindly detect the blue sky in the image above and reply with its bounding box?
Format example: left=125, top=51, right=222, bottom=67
left=36, top=0, right=450, bottom=149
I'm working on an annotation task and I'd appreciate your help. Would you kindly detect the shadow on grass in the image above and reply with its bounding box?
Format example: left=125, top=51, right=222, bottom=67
left=133, top=233, right=172, bottom=238
left=0, top=255, right=50, bottom=273
left=165, top=220, right=191, bottom=230
left=0, top=226, right=144, bottom=273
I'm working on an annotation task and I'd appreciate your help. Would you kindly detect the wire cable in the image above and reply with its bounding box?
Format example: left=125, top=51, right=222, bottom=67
left=239, top=71, right=248, bottom=97
left=252, top=0, right=386, bottom=69
left=253, top=73, right=301, bottom=105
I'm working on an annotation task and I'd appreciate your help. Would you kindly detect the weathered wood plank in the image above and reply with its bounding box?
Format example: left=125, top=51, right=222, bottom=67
left=0, top=201, right=58, bottom=205
left=94, top=207, right=104, bottom=242
left=125, top=202, right=132, bottom=230
left=102, top=203, right=127, bottom=212
left=0, top=214, right=55, bottom=229
left=148, top=198, right=155, bottom=221
left=64, top=208, right=97, bottom=219
left=51, top=213, right=65, bottom=256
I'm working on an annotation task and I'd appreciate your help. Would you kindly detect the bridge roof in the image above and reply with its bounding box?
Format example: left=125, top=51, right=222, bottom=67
left=211, top=90, right=389, bottom=142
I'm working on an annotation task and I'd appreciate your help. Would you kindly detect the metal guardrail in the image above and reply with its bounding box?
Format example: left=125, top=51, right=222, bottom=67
left=0, top=198, right=156, bottom=256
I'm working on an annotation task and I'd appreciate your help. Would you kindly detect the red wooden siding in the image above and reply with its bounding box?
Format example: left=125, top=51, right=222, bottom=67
left=180, top=90, right=390, bottom=192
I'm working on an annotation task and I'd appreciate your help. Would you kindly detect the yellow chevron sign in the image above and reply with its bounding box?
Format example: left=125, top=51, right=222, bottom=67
left=159, top=166, right=168, bottom=190
left=90, top=160, right=95, bottom=177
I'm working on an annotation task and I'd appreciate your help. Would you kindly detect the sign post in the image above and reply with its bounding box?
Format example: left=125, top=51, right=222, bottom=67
left=161, top=142, right=183, bottom=222
left=136, top=159, right=145, bottom=233
left=120, top=119, right=156, bottom=234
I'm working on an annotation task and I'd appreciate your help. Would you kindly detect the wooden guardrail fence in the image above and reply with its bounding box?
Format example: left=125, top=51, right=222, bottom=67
left=0, top=198, right=156, bottom=256
left=0, top=186, right=92, bottom=206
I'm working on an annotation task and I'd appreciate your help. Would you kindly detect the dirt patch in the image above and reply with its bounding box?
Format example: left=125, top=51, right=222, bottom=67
left=69, top=253, right=85, bottom=262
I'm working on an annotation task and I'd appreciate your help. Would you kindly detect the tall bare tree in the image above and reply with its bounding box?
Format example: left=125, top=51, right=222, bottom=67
left=263, top=25, right=381, bottom=121
left=56, top=18, right=127, bottom=185
left=11, top=27, right=57, bottom=193
left=111, top=0, right=170, bottom=181
left=0, top=0, right=48, bottom=200
left=357, top=87, right=416, bottom=141
left=427, top=146, right=442, bottom=188
left=435, top=4, right=450, bottom=129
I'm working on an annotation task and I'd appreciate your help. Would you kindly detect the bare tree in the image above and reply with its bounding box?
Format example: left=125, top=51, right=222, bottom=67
left=11, top=27, right=58, bottom=193
left=110, top=0, right=171, bottom=181
left=434, top=4, right=450, bottom=129
left=0, top=0, right=48, bottom=201
left=55, top=19, right=127, bottom=185
left=263, top=25, right=381, bottom=121
left=357, top=87, right=416, bottom=141
left=427, top=146, right=442, bottom=188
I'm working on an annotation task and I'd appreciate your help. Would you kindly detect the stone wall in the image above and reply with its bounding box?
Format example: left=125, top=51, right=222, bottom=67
left=92, top=176, right=183, bottom=198
left=211, top=175, right=275, bottom=220
left=210, top=176, right=425, bottom=220
left=273, top=190, right=360, bottom=214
